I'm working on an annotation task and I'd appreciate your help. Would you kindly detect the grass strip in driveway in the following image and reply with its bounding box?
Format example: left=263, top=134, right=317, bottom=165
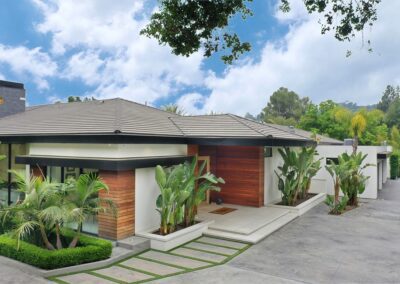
left=49, top=236, right=251, bottom=284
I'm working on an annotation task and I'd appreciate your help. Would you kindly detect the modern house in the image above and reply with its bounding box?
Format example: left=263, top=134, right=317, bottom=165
left=0, top=80, right=392, bottom=242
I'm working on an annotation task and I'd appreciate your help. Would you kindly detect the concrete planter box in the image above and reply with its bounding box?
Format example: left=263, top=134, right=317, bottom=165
left=267, top=193, right=326, bottom=216
left=136, top=220, right=213, bottom=251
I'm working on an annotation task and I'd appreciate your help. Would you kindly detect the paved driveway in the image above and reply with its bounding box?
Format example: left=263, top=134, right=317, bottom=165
left=155, top=180, right=400, bottom=284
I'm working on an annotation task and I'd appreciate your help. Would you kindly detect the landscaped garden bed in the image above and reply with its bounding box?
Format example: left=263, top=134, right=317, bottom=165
left=0, top=171, right=116, bottom=269
left=269, top=147, right=325, bottom=215
left=139, top=157, right=224, bottom=250
left=0, top=230, right=112, bottom=269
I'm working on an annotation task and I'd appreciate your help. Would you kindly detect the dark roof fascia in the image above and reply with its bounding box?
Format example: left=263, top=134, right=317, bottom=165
left=0, top=80, right=24, bottom=89
left=1, top=134, right=316, bottom=147
left=186, top=137, right=316, bottom=147
left=16, top=155, right=193, bottom=171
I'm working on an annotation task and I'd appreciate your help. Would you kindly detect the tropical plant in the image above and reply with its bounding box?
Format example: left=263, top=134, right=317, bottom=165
left=325, top=194, right=349, bottom=215
left=161, top=104, right=185, bottom=115
left=183, top=157, right=224, bottom=227
left=350, top=113, right=367, bottom=154
left=0, top=172, right=115, bottom=250
left=338, top=152, right=373, bottom=207
left=155, top=157, right=224, bottom=235
left=276, top=147, right=321, bottom=206
left=64, top=173, right=116, bottom=248
left=0, top=171, right=64, bottom=250
left=155, top=164, right=191, bottom=235
left=325, top=157, right=352, bottom=214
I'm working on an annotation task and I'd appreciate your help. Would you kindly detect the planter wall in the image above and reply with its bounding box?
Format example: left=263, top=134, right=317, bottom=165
left=267, top=193, right=326, bottom=216
left=136, top=220, right=213, bottom=251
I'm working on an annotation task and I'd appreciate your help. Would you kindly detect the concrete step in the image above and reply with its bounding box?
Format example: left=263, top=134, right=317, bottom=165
left=117, top=236, right=150, bottom=253
left=204, top=212, right=298, bottom=244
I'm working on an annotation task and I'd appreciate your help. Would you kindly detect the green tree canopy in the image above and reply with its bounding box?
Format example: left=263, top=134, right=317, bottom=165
left=377, top=85, right=400, bottom=112
left=385, top=98, right=400, bottom=129
left=142, top=0, right=381, bottom=63
left=261, top=87, right=310, bottom=125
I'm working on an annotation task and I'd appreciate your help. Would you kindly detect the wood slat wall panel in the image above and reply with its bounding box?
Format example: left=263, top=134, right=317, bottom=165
left=199, top=145, right=264, bottom=207
left=98, top=170, right=135, bottom=240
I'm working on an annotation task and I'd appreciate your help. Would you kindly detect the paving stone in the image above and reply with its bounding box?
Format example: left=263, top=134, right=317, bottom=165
left=57, top=273, right=116, bottom=284
left=94, top=266, right=153, bottom=283
left=171, top=247, right=227, bottom=263
left=186, top=242, right=238, bottom=255
left=197, top=237, right=248, bottom=249
left=120, top=257, right=183, bottom=276
left=140, top=250, right=210, bottom=269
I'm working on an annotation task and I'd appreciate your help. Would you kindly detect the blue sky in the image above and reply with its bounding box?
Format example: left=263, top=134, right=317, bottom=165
left=0, top=0, right=399, bottom=115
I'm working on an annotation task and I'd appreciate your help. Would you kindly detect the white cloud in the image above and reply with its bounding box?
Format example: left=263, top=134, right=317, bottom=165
left=185, top=0, right=400, bottom=116
left=32, top=0, right=205, bottom=104
left=0, top=44, right=57, bottom=90
left=177, top=92, right=205, bottom=115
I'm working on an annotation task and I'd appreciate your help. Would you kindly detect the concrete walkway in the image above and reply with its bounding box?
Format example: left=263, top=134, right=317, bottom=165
left=156, top=180, right=400, bottom=284
left=50, top=237, right=250, bottom=283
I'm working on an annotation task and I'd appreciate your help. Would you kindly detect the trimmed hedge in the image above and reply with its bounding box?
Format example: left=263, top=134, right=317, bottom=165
left=390, top=154, right=399, bottom=180
left=0, top=230, right=112, bottom=270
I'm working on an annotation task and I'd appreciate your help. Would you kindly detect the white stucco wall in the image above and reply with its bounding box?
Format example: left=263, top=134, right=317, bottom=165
left=264, top=147, right=286, bottom=204
left=135, top=168, right=160, bottom=233
left=264, top=145, right=391, bottom=204
left=28, top=143, right=187, bottom=158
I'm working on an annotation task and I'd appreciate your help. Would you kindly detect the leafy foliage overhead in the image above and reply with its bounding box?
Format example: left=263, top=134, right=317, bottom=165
left=142, top=0, right=381, bottom=63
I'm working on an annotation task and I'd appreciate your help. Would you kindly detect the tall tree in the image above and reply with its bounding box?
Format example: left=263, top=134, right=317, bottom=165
left=142, top=0, right=381, bottom=63
left=390, top=126, right=400, bottom=151
left=377, top=85, right=400, bottom=112
left=262, top=87, right=310, bottom=125
left=385, top=98, right=400, bottom=129
left=350, top=112, right=367, bottom=154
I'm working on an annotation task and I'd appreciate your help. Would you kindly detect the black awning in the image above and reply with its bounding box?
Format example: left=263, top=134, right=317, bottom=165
left=16, top=155, right=193, bottom=171
left=377, top=151, right=392, bottom=159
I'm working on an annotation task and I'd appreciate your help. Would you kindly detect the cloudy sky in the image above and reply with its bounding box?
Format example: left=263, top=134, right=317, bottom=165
left=0, top=0, right=398, bottom=115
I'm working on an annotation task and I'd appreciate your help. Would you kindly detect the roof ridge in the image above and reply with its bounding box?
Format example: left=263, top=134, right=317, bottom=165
left=233, top=114, right=311, bottom=141
left=115, top=98, right=181, bottom=117
left=168, top=117, right=186, bottom=136
left=227, top=114, right=270, bottom=137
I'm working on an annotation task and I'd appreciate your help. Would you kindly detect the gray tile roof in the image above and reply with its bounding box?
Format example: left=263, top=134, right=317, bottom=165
left=264, top=123, right=343, bottom=145
left=170, top=114, right=309, bottom=141
left=0, top=98, right=313, bottom=143
left=0, top=99, right=182, bottom=137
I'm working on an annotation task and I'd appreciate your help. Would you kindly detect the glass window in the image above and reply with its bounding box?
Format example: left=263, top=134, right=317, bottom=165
left=0, top=144, right=8, bottom=205
left=264, top=147, right=273, bottom=158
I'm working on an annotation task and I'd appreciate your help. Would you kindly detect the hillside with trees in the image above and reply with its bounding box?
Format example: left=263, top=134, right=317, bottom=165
left=247, top=85, right=400, bottom=152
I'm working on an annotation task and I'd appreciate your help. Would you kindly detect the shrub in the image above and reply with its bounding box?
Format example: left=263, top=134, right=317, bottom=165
left=325, top=194, right=349, bottom=215
left=0, top=230, right=112, bottom=269
left=390, top=154, right=399, bottom=180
